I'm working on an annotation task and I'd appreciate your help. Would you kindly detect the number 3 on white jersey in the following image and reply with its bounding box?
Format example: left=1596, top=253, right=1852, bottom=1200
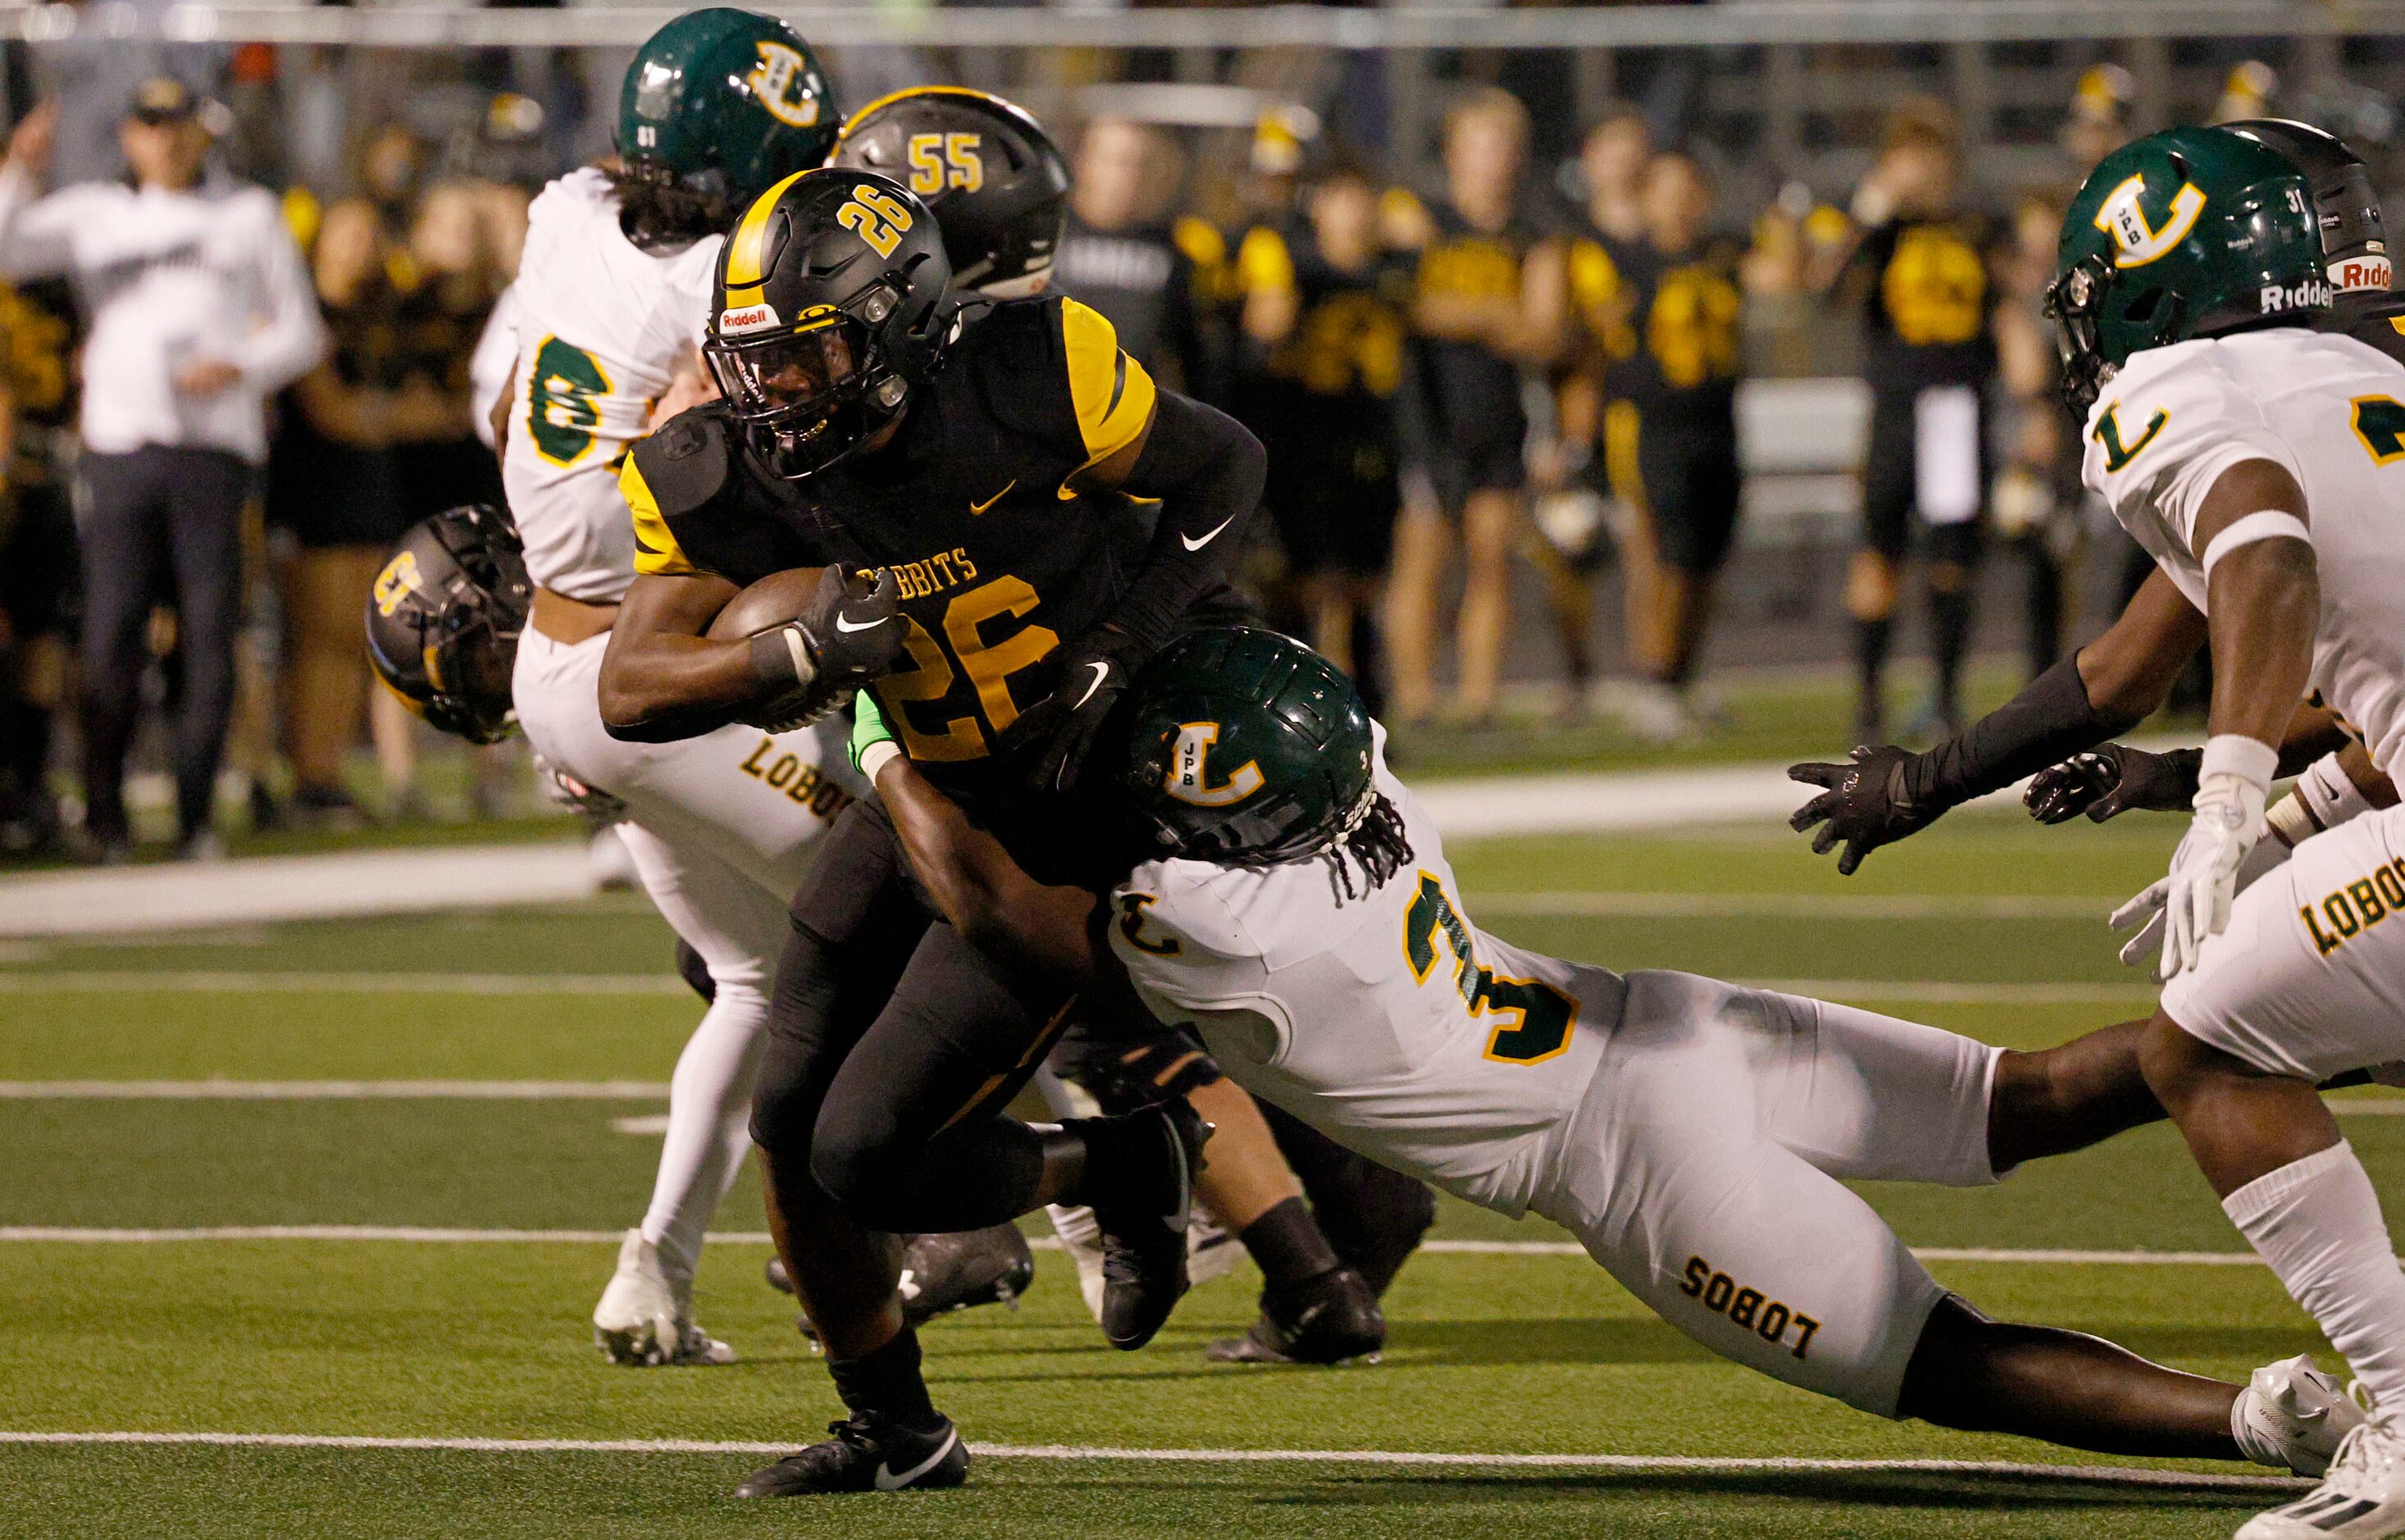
left=1402, top=873, right=1578, bottom=1065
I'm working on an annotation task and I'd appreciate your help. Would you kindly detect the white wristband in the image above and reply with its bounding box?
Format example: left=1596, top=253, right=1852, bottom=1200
left=2200, top=733, right=2280, bottom=798
left=859, top=740, right=902, bottom=782
left=2295, top=751, right=2374, bottom=833
left=2199, top=510, right=2312, bottom=580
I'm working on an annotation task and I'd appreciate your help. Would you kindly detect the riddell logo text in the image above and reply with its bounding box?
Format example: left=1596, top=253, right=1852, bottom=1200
left=2333, top=257, right=2394, bottom=294
left=2261, top=279, right=2335, bottom=312
left=718, top=304, right=781, bottom=336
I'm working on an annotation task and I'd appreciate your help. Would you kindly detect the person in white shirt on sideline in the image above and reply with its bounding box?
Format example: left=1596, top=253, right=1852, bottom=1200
left=0, top=81, right=325, bottom=860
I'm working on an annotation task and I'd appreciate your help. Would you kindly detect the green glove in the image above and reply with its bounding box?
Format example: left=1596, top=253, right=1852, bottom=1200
left=849, top=690, right=899, bottom=780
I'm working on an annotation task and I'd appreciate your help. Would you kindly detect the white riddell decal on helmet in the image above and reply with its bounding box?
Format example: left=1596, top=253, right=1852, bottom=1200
left=2094, top=174, right=2207, bottom=267
left=2259, top=278, right=2334, bottom=312
left=745, top=43, right=822, bottom=130
left=718, top=303, right=781, bottom=336
left=2333, top=254, right=2394, bottom=294
left=1164, top=722, right=1264, bottom=809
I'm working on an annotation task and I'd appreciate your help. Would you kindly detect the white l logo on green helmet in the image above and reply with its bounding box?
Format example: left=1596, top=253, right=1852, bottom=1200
left=747, top=42, right=824, bottom=130
left=2094, top=173, right=2207, bottom=267
left=1166, top=723, right=1264, bottom=808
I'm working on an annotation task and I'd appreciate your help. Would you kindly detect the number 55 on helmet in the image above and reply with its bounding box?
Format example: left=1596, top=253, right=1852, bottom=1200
left=365, top=503, right=533, bottom=745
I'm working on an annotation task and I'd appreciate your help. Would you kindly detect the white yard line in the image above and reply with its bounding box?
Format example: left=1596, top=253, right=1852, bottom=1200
left=1473, top=892, right=2112, bottom=920
left=1734, top=979, right=2160, bottom=1005
left=0, top=1226, right=2352, bottom=1268
left=0, top=972, right=687, bottom=996
left=0, top=1428, right=2306, bottom=1488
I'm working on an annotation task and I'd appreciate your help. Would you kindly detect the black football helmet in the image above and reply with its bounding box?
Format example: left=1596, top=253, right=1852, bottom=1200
left=2221, top=119, right=2390, bottom=298
left=704, top=168, right=954, bottom=479
left=364, top=503, right=531, bottom=745
left=830, top=87, right=1069, bottom=299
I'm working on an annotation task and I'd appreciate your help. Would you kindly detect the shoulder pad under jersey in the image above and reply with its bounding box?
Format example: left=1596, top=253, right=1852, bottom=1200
left=630, top=405, right=736, bottom=519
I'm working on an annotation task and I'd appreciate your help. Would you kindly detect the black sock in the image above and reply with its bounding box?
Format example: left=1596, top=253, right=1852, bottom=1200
left=1929, top=587, right=1973, bottom=716
left=1853, top=616, right=1892, bottom=701
left=1240, top=1196, right=1341, bottom=1291
left=1063, top=1112, right=1170, bottom=1212
left=827, top=1327, right=941, bottom=1433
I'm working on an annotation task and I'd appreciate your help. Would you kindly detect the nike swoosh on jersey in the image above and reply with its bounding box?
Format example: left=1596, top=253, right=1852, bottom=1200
left=1072, top=660, right=1112, bottom=709
left=835, top=614, right=889, bottom=634
left=1181, top=515, right=1237, bottom=553
left=969, top=479, right=1016, bottom=515
left=873, top=1428, right=960, bottom=1491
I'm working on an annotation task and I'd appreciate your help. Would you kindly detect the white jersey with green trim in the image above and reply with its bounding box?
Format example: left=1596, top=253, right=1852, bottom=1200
left=1107, top=745, right=1624, bottom=1218
left=2081, top=327, right=2405, bottom=769
left=502, top=167, right=721, bottom=603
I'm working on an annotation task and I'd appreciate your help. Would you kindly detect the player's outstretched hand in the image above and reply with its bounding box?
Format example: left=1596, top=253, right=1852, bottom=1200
left=997, top=629, right=1135, bottom=795
left=2026, top=744, right=2203, bottom=825
left=1788, top=745, right=1940, bottom=876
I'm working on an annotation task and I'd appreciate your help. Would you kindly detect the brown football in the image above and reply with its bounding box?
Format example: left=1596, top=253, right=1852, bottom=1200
left=706, top=567, right=829, bottom=641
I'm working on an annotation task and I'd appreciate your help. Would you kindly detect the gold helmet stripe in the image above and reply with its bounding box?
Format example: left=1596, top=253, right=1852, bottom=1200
left=724, top=169, right=816, bottom=289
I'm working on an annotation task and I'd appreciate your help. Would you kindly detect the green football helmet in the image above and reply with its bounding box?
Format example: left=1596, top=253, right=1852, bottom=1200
left=616, top=9, right=841, bottom=226
left=1118, top=628, right=1378, bottom=867
left=2046, top=125, right=2330, bottom=413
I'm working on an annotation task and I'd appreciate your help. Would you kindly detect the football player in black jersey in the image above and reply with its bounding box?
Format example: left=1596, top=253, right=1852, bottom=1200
left=1824, top=103, right=2007, bottom=744
left=2223, top=120, right=2402, bottom=361
left=597, top=168, right=1264, bottom=1495
left=831, top=83, right=1403, bottom=1370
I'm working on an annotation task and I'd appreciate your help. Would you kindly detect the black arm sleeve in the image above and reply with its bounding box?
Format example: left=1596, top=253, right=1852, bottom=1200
left=1907, top=652, right=2146, bottom=808
left=1104, top=388, right=1266, bottom=656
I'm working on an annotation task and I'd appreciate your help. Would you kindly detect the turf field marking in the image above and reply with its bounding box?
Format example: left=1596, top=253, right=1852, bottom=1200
left=0, top=971, right=686, bottom=996
left=609, top=1114, right=674, bottom=1135
left=0, top=1429, right=2306, bottom=1489
left=1474, top=892, right=2112, bottom=920
left=0, top=1227, right=2336, bottom=1267
left=1736, top=979, right=2161, bottom=1005
left=0, top=1081, right=672, bottom=1099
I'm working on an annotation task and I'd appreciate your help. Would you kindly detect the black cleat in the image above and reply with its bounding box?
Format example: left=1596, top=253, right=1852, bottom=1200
left=772, top=1226, right=1036, bottom=1343
left=732, top=1412, right=970, bottom=1497
left=1079, top=1100, right=1213, bottom=1351
left=1205, top=1265, right=1386, bottom=1365
left=898, top=1224, right=1036, bottom=1324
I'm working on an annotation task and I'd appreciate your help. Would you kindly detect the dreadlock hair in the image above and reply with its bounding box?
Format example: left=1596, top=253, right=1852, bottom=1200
left=1320, top=788, right=1413, bottom=905
left=605, top=161, right=738, bottom=253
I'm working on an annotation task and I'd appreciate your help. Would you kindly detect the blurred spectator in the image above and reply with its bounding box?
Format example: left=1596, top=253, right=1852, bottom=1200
left=267, top=140, right=498, bottom=826
left=0, top=275, right=75, bottom=855
left=1054, top=116, right=1207, bottom=392
left=0, top=84, right=325, bottom=860
left=1570, top=149, right=1745, bottom=742
left=1822, top=100, right=2004, bottom=743
left=1236, top=153, right=1412, bottom=718
left=2061, top=64, right=2134, bottom=176
left=1386, top=86, right=1563, bottom=728
left=1544, top=107, right=1652, bottom=717
left=1992, top=187, right=2081, bottom=683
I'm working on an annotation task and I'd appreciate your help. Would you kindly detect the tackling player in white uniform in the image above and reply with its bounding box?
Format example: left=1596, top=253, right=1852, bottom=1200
left=1791, top=125, right=2405, bottom=1538
left=850, top=624, right=2360, bottom=1483
left=491, top=7, right=850, bottom=1366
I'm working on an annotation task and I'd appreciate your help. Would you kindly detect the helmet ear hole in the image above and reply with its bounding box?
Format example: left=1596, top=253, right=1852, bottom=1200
left=2121, top=286, right=2165, bottom=324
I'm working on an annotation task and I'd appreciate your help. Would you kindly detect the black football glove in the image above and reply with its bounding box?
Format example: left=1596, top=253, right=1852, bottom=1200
left=743, top=567, right=904, bottom=731
left=1788, top=745, right=1947, bottom=876
left=2025, top=744, right=2202, bottom=825
left=996, top=629, right=1136, bottom=795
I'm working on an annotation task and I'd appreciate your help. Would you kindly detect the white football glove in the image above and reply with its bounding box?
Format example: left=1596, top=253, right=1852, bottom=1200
left=2110, top=740, right=2273, bottom=982
left=2111, top=822, right=2288, bottom=974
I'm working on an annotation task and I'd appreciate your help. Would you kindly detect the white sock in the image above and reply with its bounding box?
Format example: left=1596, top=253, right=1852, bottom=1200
left=2225, top=1141, right=2405, bottom=1410
left=640, top=983, right=770, bottom=1280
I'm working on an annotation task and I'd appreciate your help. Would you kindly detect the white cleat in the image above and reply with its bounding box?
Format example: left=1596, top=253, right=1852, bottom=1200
left=2239, top=1396, right=2405, bottom=1539
left=592, top=1229, right=735, bottom=1367
left=2237, top=1356, right=2370, bottom=1477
